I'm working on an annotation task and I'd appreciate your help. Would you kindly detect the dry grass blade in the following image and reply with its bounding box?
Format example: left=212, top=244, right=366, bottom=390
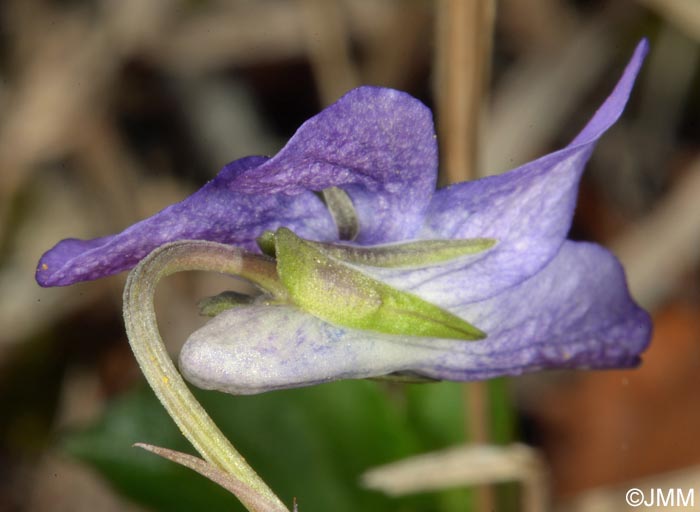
left=434, top=0, right=495, bottom=183
left=134, top=443, right=290, bottom=512
left=362, top=443, right=548, bottom=512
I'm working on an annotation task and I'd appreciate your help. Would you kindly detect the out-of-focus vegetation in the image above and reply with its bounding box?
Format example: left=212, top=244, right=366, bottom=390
left=0, top=1, right=698, bottom=511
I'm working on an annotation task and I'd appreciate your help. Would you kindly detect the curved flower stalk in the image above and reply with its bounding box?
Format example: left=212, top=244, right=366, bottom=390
left=122, top=240, right=289, bottom=511
left=37, top=41, right=652, bottom=396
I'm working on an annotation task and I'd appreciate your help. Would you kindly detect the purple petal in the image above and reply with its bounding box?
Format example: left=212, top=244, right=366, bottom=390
left=424, top=241, right=652, bottom=380
left=404, top=40, right=649, bottom=306
left=228, top=87, right=438, bottom=244
left=36, top=156, right=336, bottom=286
left=179, top=305, right=428, bottom=395
left=179, top=241, right=650, bottom=394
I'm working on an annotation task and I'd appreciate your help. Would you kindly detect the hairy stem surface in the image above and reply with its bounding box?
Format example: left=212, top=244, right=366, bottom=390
left=123, top=240, right=288, bottom=512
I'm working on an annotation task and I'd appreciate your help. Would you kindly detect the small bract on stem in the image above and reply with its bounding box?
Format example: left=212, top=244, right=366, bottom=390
left=122, top=240, right=288, bottom=512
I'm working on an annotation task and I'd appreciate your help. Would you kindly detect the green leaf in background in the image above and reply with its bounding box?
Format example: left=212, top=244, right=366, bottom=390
left=64, top=380, right=479, bottom=512
left=488, top=378, right=517, bottom=446
left=405, top=382, right=474, bottom=511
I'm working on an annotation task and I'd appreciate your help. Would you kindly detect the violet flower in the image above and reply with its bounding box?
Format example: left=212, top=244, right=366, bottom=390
left=37, top=41, right=652, bottom=395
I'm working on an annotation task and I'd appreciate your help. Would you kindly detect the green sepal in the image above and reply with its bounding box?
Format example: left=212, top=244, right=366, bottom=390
left=258, top=230, right=496, bottom=268
left=197, top=291, right=252, bottom=317
left=256, top=231, right=276, bottom=257
left=311, top=237, right=496, bottom=268
left=274, top=228, right=486, bottom=341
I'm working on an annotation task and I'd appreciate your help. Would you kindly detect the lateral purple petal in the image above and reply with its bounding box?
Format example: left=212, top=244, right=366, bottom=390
left=394, top=39, right=649, bottom=306
left=228, top=86, right=438, bottom=244
left=36, top=156, right=336, bottom=286
left=180, top=241, right=650, bottom=394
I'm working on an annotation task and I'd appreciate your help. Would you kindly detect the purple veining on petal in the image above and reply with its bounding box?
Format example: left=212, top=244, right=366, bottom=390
left=37, top=39, right=653, bottom=394
left=229, top=87, right=438, bottom=244
left=418, top=241, right=652, bottom=380
left=363, top=40, right=649, bottom=306
left=179, top=305, right=430, bottom=395
left=177, top=42, right=653, bottom=394
left=179, top=241, right=650, bottom=394
left=36, top=156, right=337, bottom=286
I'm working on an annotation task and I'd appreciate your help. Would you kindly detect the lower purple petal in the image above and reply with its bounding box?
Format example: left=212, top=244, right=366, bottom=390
left=179, top=241, right=651, bottom=394
left=423, top=241, right=651, bottom=380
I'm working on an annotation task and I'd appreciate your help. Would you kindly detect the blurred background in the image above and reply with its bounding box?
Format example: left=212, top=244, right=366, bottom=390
left=0, top=0, right=698, bottom=510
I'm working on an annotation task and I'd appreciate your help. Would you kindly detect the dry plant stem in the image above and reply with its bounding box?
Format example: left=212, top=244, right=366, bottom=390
left=463, top=381, right=492, bottom=512
left=435, top=0, right=495, bottom=184
left=464, top=382, right=488, bottom=444
left=435, top=0, right=496, bottom=444
left=123, top=241, right=289, bottom=512
left=436, top=2, right=496, bottom=511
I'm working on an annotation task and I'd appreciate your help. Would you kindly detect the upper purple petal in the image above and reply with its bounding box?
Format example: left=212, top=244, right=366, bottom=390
left=179, top=241, right=651, bottom=394
left=227, top=86, right=438, bottom=244
left=37, top=86, right=437, bottom=287
left=374, top=39, right=649, bottom=306
left=36, top=156, right=336, bottom=286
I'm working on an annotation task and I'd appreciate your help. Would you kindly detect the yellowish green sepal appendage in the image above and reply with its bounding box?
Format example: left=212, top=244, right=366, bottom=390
left=312, top=237, right=496, bottom=268
left=257, top=230, right=496, bottom=269
left=274, top=228, right=486, bottom=341
left=256, top=230, right=277, bottom=257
